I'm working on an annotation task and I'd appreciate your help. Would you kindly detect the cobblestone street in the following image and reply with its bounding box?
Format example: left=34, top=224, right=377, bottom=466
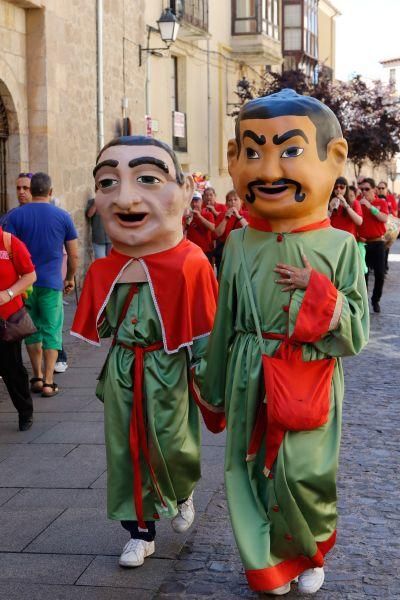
left=0, top=244, right=399, bottom=600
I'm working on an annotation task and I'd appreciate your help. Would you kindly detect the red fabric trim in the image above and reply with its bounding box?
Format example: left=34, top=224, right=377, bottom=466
left=245, top=531, right=336, bottom=591
left=71, top=239, right=218, bottom=352
left=290, top=270, right=338, bottom=343
left=189, top=368, right=226, bottom=433
left=248, top=216, right=331, bottom=233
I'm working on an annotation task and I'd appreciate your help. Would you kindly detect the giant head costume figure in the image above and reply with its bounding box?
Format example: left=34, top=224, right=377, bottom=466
left=227, top=89, right=348, bottom=231
left=93, top=136, right=194, bottom=257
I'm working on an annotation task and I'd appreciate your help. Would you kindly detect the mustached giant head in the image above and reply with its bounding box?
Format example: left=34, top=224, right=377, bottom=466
left=227, top=89, right=348, bottom=231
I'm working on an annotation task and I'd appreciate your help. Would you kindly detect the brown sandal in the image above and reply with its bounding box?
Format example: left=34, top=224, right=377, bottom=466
left=30, top=377, right=44, bottom=393
left=41, top=382, right=59, bottom=397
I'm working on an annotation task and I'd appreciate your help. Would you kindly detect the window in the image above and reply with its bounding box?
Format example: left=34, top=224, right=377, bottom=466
left=283, top=1, right=302, bottom=51
left=171, top=0, right=209, bottom=31
left=282, top=0, right=317, bottom=59
left=232, top=0, right=280, bottom=39
left=171, top=56, right=187, bottom=152
left=303, top=0, right=318, bottom=59
left=389, top=68, right=396, bottom=86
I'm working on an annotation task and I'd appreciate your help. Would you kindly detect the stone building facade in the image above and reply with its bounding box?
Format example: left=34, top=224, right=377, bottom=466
left=0, top=1, right=344, bottom=278
left=0, top=0, right=147, bottom=276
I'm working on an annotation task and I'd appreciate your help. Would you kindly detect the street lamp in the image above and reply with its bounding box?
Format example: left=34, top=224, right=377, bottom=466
left=139, top=8, right=180, bottom=66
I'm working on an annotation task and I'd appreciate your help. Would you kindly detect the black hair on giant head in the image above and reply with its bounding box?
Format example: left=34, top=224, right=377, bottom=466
left=96, top=135, right=185, bottom=185
left=235, top=89, right=343, bottom=161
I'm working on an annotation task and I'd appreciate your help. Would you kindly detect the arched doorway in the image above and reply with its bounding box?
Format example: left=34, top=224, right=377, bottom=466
left=0, top=95, right=8, bottom=214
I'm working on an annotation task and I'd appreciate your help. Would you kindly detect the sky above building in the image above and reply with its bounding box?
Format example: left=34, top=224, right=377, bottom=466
left=334, top=0, right=400, bottom=82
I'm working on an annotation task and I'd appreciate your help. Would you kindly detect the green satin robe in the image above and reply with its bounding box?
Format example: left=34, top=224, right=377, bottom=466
left=96, top=283, right=204, bottom=522
left=202, top=226, right=369, bottom=588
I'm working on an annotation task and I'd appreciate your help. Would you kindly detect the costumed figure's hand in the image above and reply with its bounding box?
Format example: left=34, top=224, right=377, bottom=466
left=274, top=254, right=312, bottom=293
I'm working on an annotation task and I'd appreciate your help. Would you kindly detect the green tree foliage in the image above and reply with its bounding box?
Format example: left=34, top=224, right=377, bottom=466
left=233, top=70, right=400, bottom=177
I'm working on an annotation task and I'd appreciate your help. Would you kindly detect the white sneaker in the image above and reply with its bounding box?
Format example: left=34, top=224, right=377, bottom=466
left=264, top=582, right=291, bottom=595
left=54, top=361, right=68, bottom=373
left=119, top=538, right=155, bottom=567
left=298, top=567, right=325, bottom=594
left=171, top=493, right=195, bottom=533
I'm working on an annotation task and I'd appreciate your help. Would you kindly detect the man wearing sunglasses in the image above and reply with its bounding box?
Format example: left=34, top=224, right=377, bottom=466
left=377, top=181, right=398, bottom=217
left=376, top=181, right=398, bottom=274
left=358, top=178, right=389, bottom=312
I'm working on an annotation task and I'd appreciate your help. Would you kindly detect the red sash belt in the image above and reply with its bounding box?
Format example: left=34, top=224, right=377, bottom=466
left=117, top=339, right=165, bottom=529
left=111, top=284, right=166, bottom=529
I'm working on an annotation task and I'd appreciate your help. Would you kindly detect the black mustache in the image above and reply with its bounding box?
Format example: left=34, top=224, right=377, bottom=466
left=245, top=178, right=305, bottom=203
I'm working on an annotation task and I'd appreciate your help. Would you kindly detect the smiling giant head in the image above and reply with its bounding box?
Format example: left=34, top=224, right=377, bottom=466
left=93, top=136, right=194, bottom=257
left=227, top=89, right=348, bottom=231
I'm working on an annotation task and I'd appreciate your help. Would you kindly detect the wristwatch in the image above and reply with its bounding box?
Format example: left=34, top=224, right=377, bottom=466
left=6, top=289, right=14, bottom=299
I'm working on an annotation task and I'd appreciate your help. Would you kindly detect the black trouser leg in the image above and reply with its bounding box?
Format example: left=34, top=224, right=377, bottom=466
left=0, top=339, right=33, bottom=418
left=121, top=520, right=156, bottom=541
left=385, top=247, right=389, bottom=271
left=365, top=241, right=385, bottom=303
left=57, top=346, right=67, bottom=362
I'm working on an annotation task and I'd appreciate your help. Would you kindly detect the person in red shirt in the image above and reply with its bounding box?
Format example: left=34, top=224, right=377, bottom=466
left=213, top=190, right=248, bottom=275
left=377, top=181, right=398, bottom=216
left=184, top=191, right=215, bottom=262
left=202, top=187, right=226, bottom=216
left=0, top=227, right=37, bottom=430
left=377, top=181, right=398, bottom=274
left=328, top=177, right=363, bottom=237
left=357, top=178, right=389, bottom=313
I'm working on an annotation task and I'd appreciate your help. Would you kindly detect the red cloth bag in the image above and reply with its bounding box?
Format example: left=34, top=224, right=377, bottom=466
left=262, top=341, right=335, bottom=432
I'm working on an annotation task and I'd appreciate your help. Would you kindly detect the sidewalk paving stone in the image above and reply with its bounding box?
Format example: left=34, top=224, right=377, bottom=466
left=76, top=556, right=173, bottom=590
left=0, top=582, right=153, bottom=600
left=0, top=552, right=94, bottom=585
left=0, top=508, right=64, bottom=551
left=31, top=421, right=106, bottom=444
left=3, top=488, right=106, bottom=510
left=0, top=488, right=21, bottom=506
left=0, top=445, right=105, bottom=488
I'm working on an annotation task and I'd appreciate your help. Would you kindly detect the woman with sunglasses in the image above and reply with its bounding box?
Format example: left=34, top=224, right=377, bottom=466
left=328, top=176, right=363, bottom=237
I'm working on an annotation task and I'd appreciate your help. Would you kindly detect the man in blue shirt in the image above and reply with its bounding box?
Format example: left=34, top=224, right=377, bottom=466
left=6, top=172, right=79, bottom=397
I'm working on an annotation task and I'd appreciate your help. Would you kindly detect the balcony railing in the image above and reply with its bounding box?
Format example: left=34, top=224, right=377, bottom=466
left=170, top=0, right=209, bottom=32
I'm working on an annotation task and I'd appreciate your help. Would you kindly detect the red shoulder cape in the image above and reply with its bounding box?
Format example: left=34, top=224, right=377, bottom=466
left=71, top=239, right=218, bottom=354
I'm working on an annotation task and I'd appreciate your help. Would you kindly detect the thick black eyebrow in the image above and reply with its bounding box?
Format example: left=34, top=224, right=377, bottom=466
left=93, top=159, right=119, bottom=178
left=272, top=129, right=309, bottom=146
left=242, top=130, right=266, bottom=146
left=128, top=157, right=170, bottom=174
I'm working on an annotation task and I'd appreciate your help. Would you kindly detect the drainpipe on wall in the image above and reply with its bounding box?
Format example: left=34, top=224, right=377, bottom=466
left=96, top=0, right=104, bottom=151
left=206, top=37, right=211, bottom=176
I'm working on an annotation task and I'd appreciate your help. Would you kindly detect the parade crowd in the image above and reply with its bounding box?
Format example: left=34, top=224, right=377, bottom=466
left=0, top=103, right=391, bottom=595
left=0, top=169, right=397, bottom=428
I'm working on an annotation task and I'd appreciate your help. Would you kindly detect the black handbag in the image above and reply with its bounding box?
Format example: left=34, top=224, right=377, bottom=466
left=0, top=306, right=37, bottom=343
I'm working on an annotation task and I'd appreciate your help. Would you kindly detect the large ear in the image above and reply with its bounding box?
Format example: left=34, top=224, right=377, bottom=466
left=182, top=174, right=195, bottom=208
left=327, top=138, right=348, bottom=175
left=227, top=138, right=239, bottom=177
